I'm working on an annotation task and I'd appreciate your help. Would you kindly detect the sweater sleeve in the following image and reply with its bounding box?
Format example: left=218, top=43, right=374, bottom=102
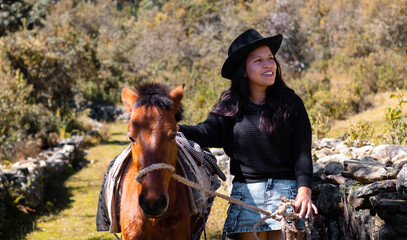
left=178, top=113, right=223, bottom=148
left=292, top=96, right=313, bottom=188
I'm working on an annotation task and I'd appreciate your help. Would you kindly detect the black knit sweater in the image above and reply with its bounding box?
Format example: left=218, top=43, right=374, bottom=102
left=179, top=94, right=313, bottom=188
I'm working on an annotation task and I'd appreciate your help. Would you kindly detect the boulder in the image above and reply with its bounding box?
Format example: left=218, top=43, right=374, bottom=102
left=352, top=145, right=374, bottom=159
left=324, top=161, right=343, bottom=175
left=371, top=145, right=407, bottom=162
left=392, top=214, right=407, bottom=233
left=314, top=138, right=342, bottom=149
left=347, top=180, right=397, bottom=209
left=343, top=159, right=390, bottom=183
left=371, top=197, right=407, bottom=221
left=317, top=154, right=350, bottom=164
left=379, top=224, right=401, bottom=240
left=353, top=166, right=389, bottom=184
left=313, top=162, right=325, bottom=182
left=397, top=164, right=407, bottom=199
left=314, top=148, right=334, bottom=160
left=335, top=141, right=351, bottom=155
left=314, top=183, right=342, bottom=216
left=326, top=174, right=348, bottom=185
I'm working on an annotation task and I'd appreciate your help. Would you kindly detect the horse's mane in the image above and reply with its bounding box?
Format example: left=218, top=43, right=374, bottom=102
left=134, top=83, right=183, bottom=122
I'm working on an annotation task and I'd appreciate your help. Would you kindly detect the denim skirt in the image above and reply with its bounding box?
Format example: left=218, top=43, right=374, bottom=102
left=222, top=179, right=301, bottom=239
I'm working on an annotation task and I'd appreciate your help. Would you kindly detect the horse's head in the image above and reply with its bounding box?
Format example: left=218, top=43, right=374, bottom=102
left=121, top=83, right=183, bottom=218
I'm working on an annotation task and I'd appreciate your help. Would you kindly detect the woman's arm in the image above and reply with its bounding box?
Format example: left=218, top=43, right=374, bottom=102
left=291, top=96, right=317, bottom=218
left=178, top=113, right=224, bottom=148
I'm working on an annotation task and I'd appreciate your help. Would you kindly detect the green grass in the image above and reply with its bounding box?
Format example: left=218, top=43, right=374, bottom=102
left=25, top=121, right=128, bottom=240
left=24, top=121, right=228, bottom=239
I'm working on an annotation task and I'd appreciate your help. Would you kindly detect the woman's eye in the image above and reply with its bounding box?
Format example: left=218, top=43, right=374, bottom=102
left=255, top=59, right=261, bottom=62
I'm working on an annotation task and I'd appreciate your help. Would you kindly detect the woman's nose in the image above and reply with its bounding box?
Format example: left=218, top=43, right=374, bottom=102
left=264, top=60, right=274, bottom=68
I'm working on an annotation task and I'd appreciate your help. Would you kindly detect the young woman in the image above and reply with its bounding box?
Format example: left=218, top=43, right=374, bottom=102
left=178, top=29, right=317, bottom=240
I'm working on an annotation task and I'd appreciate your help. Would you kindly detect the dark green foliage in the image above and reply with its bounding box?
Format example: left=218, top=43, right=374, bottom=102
left=0, top=71, right=32, bottom=160
left=0, top=0, right=58, bottom=36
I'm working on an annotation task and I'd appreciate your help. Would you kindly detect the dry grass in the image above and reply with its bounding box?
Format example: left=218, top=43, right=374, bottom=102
left=328, top=90, right=407, bottom=139
left=203, top=188, right=229, bottom=239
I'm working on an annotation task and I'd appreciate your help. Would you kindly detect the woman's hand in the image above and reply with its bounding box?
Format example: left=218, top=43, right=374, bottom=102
left=294, top=186, right=318, bottom=219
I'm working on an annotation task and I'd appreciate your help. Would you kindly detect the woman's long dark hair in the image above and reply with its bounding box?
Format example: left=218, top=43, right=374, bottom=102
left=211, top=46, right=296, bottom=135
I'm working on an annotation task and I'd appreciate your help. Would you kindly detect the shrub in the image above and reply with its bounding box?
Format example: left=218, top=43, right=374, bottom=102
left=0, top=0, right=57, bottom=36
left=344, top=119, right=375, bottom=147
left=311, top=111, right=331, bottom=140
left=381, top=92, right=407, bottom=145
left=0, top=70, right=32, bottom=160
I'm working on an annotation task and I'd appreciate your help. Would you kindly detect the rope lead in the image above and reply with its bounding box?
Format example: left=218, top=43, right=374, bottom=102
left=135, top=163, right=313, bottom=240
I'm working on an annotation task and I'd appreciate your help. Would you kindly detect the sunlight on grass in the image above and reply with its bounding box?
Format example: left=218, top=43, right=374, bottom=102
left=203, top=188, right=229, bottom=239
left=26, top=121, right=128, bottom=240
left=328, top=90, right=407, bottom=139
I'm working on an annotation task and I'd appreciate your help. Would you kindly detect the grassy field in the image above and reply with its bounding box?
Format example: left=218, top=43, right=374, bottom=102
left=25, top=121, right=228, bottom=240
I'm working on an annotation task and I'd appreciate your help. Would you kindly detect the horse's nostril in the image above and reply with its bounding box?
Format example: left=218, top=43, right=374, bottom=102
left=138, top=193, right=147, bottom=208
left=138, top=193, right=168, bottom=217
left=155, top=194, right=167, bottom=210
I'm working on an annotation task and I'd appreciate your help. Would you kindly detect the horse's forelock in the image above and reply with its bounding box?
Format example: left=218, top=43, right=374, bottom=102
left=132, top=83, right=184, bottom=122
left=134, top=83, right=173, bottom=110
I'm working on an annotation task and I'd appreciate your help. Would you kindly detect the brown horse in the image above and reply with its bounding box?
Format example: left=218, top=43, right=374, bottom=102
left=119, top=83, right=190, bottom=240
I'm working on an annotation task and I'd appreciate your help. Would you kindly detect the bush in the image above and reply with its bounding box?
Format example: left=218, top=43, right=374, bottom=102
left=0, top=70, right=31, bottom=160
left=311, top=111, right=331, bottom=140
left=344, top=119, right=375, bottom=147
left=0, top=0, right=57, bottom=36
left=381, top=92, right=407, bottom=145
left=0, top=69, right=61, bottom=161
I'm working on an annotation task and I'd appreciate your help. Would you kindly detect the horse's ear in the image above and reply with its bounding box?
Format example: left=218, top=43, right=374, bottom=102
left=122, top=87, right=138, bottom=112
left=169, top=84, right=184, bottom=111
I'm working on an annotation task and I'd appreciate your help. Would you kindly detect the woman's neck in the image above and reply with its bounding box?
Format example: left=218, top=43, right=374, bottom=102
left=248, top=92, right=266, bottom=105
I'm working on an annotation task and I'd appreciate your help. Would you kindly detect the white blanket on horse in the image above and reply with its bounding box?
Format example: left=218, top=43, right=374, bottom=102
left=98, top=133, right=224, bottom=234
left=103, top=144, right=131, bottom=233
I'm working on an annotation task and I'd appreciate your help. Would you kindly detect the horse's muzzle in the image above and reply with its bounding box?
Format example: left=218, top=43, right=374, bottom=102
left=138, top=193, right=168, bottom=218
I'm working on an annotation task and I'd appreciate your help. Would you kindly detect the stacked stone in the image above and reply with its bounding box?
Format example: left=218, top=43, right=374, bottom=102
left=211, top=138, right=407, bottom=239
left=0, top=135, right=85, bottom=234
left=312, top=138, right=407, bottom=240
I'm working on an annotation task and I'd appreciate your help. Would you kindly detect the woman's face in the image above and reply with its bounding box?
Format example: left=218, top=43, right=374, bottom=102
left=245, top=45, right=277, bottom=93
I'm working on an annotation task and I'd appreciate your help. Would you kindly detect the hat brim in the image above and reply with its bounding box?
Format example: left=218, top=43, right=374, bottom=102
left=221, top=34, right=283, bottom=80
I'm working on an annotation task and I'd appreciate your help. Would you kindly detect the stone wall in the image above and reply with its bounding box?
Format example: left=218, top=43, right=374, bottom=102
left=311, top=139, right=407, bottom=240
left=0, top=135, right=86, bottom=235
left=214, top=138, right=407, bottom=240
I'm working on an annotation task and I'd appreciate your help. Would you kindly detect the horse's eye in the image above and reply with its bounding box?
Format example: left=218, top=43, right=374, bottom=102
left=169, top=133, right=176, bottom=141
left=129, top=136, right=136, bottom=142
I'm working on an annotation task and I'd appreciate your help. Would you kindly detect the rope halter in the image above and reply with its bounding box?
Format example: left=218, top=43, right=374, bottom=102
left=135, top=163, right=175, bottom=183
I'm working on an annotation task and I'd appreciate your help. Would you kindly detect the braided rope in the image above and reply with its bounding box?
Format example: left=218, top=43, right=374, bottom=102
left=135, top=163, right=313, bottom=240
left=135, top=163, right=175, bottom=183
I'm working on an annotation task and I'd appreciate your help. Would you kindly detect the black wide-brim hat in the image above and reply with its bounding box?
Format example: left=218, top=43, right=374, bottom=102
left=221, top=29, right=283, bottom=80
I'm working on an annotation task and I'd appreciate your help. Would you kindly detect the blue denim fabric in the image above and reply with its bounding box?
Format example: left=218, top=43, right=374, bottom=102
left=222, top=179, right=304, bottom=239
